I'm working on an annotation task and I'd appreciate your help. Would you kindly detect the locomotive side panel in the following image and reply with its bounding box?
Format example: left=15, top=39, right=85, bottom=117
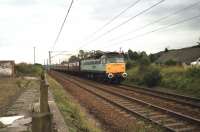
left=80, top=59, right=105, bottom=73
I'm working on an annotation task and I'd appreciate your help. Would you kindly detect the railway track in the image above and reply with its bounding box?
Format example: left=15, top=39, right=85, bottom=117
left=119, top=84, right=200, bottom=108
left=50, top=71, right=200, bottom=132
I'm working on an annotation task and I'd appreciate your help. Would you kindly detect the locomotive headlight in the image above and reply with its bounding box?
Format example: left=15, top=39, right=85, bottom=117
left=122, top=73, right=128, bottom=78
left=108, top=73, right=114, bottom=79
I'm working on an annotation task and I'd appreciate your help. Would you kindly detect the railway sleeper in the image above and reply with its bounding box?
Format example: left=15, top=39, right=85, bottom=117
left=120, top=102, right=134, bottom=106
left=175, top=126, right=197, bottom=132
left=156, top=118, right=175, bottom=124
left=148, top=112, right=162, bottom=117
left=165, top=122, right=186, bottom=127
left=128, top=107, right=144, bottom=112
left=150, top=114, right=167, bottom=120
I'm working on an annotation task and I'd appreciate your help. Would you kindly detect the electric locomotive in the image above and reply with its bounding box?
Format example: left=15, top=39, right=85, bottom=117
left=51, top=52, right=127, bottom=83
left=81, top=52, right=127, bottom=83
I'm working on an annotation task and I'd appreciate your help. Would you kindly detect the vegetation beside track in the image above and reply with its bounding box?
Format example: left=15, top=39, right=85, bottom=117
left=0, top=78, right=34, bottom=116
left=15, top=63, right=43, bottom=76
left=123, top=64, right=200, bottom=98
left=47, top=75, right=101, bottom=132
left=123, top=45, right=200, bottom=98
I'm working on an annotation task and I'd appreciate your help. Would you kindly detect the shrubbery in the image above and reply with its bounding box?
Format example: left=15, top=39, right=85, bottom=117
left=126, top=64, right=162, bottom=87
left=126, top=61, right=137, bottom=69
left=165, top=59, right=177, bottom=66
left=186, top=67, right=200, bottom=78
left=15, top=63, right=43, bottom=76
left=143, top=67, right=162, bottom=87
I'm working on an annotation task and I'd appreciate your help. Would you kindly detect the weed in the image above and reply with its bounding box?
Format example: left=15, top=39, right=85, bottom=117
left=48, top=76, right=101, bottom=132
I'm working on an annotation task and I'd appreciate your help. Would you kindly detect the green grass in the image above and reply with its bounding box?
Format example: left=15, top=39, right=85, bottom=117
left=124, top=65, right=200, bottom=98
left=47, top=75, right=101, bottom=132
left=160, top=66, right=200, bottom=98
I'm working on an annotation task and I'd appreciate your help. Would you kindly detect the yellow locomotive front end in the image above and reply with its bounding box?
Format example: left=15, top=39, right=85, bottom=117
left=104, top=53, right=127, bottom=80
left=106, top=63, right=126, bottom=74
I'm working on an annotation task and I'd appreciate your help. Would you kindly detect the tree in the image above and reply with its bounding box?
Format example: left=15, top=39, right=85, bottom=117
left=68, top=55, right=79, bottom=62
left=138, top=51, right=147, bottom=59
left=149, top=54, right=157, bottom=62
left=138, top=56, right=151, bottom=72
left=93, top=50, right=104, bottom=58
left=61, top=61, right=68, bottom=64
left=78, top=50, right=85, bottom=59
left=128, top=49, right=139, bottom=60
left=128, top=49, right=134, bottom=60
left=164, top=48, right=169, bottom=52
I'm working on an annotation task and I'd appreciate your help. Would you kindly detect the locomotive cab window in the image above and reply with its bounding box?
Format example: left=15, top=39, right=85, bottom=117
left=105, top=53, right=125, bottom=63
left=107, top=57, right=124, bottom=63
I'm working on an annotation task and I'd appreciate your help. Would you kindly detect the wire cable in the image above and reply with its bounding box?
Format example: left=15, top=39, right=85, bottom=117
left=52, top=0, right=74, bottom=50
left=108, top=1, right=200, bottom=43
left=79, top=0, right=165, bottom=50
left=77, top=0, right=142, bottom=50
left=103, top=14, right=200, bottom=49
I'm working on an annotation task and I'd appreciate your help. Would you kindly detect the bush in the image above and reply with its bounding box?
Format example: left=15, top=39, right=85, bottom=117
left=186, top=67, right=200, bottom=78
left=143, top=68, right=162, bottom=87
left=15, top=63, right=43, bottom=76
left=126, top=61, right=137, bottom=69
left=138, top=57, right=151, bottom=72
left=165, top=59, right=177, bottom=66
left=164, top=48, right=169, bottom=52
left=138, top=56, right=150, bottom=66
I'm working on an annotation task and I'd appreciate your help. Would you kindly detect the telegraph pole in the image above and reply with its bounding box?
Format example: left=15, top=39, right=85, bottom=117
left=33, top=46, right=36, bottom=64
left=49, top=51, right=51, bottom=65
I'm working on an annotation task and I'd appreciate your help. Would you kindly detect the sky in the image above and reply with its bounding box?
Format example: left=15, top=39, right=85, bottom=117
left=0, top=0, right=199, bottom=64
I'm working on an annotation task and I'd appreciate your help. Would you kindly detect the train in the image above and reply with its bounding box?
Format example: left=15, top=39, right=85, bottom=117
left=51, top=52, right=127, bottom=83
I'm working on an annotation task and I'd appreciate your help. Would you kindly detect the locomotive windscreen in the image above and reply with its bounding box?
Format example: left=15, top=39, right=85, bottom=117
left=105, top=53, right=124, bottom=63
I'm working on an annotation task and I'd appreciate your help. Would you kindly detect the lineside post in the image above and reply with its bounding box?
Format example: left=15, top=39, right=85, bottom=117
left=32, top=72, right=53, bottom=132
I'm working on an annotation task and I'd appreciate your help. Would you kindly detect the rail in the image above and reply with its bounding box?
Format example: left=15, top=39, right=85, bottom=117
left=50, top=71, right=200, bottom=131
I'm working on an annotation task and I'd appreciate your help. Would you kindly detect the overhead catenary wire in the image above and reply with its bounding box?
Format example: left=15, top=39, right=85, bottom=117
left=103, top=14, right=200, bottom=49
left=107, top=1, right=200, bottom=43
left=78, top=0, right=165, bottom=50
left=52, top=0, right=74, bottom=50
left=77, top=0, right=142, bottom=50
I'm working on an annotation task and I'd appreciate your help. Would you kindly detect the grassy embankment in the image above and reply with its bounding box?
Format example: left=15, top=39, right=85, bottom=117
left=15, top=63, right=100, bottom=131
left=123, top=65, right=200, bottom=98
left=0, top=78, right=32, bottom=116
left=0, top=63, right=42, bottom=116
left=48, top=75, right=101, bottom=132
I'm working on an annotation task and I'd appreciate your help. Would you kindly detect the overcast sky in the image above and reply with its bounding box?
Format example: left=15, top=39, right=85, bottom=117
left=0, top=0, right=199, bottom=64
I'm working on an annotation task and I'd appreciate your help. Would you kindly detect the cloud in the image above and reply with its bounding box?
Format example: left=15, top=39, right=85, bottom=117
left=0, top=0, right=199, bottom=63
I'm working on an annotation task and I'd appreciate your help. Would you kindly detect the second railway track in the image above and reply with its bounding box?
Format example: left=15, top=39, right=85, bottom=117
left=50, top=71, right=200, bottom=132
